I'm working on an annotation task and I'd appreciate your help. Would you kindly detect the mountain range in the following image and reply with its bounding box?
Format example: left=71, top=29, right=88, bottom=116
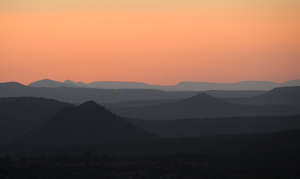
left=1, top=82, right=268, bottom=104
left=29, top=79, right=300, bottom=91
left=1, top=80, right=300, bottom=178
left=0, top=82, right=197, bottom=103
left=1, top=87, right=299, bottom=147
left=1, top=83, right=300, bottom=157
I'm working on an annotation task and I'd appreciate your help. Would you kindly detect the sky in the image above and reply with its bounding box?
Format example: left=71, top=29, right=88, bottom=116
left=1, top=0, right=300, bottom=85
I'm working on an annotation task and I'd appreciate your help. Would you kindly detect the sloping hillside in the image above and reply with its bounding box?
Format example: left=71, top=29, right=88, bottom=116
left=0, top=101, right=158, bottom=154
left=224, top=86, right=300, bottom=105
left=125, top=115, right=300, bottom=138
left=0, top=97, right=75, bottom=145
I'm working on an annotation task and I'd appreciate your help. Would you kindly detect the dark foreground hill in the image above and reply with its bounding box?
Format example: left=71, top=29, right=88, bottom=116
left=125, top=115, right=300, bottom=138
left=9, top=129, right=300, bottom=157
left=109, top=93, right=300, bottom=120
left=0, top=101, right=158, bottom=155
left=1, top=131, right=300, bottom=179
left=0, top=97, right=75, bottom=145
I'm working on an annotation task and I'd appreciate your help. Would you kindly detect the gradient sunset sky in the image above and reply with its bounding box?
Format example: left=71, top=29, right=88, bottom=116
left=1, top=0, right=300, bottom=85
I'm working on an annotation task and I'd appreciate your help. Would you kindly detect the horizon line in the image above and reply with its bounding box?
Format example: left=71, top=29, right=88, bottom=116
left=2, top=78, right=300, bottom=86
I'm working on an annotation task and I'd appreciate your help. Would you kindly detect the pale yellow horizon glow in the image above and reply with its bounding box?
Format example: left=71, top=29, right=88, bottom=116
left=1, top=0, right=300, bottom=11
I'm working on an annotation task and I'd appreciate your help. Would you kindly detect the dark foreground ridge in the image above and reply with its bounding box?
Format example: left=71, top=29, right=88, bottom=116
left=0, top=130, right=299, bottom=178
left=0, top=101, right=158, bottom=155
left=1, top=150, right=300, bottom=179
left=15, top=129, right=300, bottom=157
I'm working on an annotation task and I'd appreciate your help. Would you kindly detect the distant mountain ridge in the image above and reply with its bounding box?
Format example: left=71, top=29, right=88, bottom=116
left=29, top=79, right=76, bottom=88
left=0, top=82, right=199, bottom=103
left=28, top=79, right=300, bottom=91
left=1, top=82, right=266, bottom=104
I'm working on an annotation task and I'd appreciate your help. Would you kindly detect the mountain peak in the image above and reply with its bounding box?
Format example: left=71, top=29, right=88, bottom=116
left=79, top=100, right=99, bottom=107
left=63, top=79, right=75, bottom=84
left=0, top=82, right=26, bottom=88
left=76, top=101, right=117, bottom=119
left=188, top=93, right=217, bottom=100
left=182, top=93, right=228, bottom=106
left=193, top=93, right=212, bottom=97
left=28, top=79, right=73, bottom=88
left=78, top=101, right=106, bottom=111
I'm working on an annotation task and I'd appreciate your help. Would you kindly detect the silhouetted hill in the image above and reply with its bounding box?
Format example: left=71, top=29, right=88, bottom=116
left=0, top=82, right=268, bottom=106
left=109, top=93, right=300, bottom=120
left=0, top=97, right=75, bottom=145
left=101, top=90, right=267, bottom=108
left=29, top=79, right=76, bottom=88
left=0, top=82, right=32, bottom=96
left=88, top=81, right=152, bottom=89
left=30, top=79, right=160, bottom=89
left=64, top=79, right=88, bottom=87
left=0, top=101, right=158, bottom=155
left=162, top=79, right=298, bottom=91
left=281, top=79, right=300, bottom=86
left=174, top=81, right=278, bottom=91
left=174, top=79, right=300, bottom=91
left=125, top=115, right=300, bottom=138
left=0, top=82, right=25, bottom=89
left=224, top=86, right=300, bottom=105
left=0, top=82, right=35, bottom=97
left=252, top=86, right=300, bottom=104
left=203, top=90, right=267, bottom=98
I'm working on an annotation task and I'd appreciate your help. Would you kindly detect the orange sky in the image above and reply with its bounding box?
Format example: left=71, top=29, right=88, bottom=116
left=1, top=5, right=300, bottom=85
